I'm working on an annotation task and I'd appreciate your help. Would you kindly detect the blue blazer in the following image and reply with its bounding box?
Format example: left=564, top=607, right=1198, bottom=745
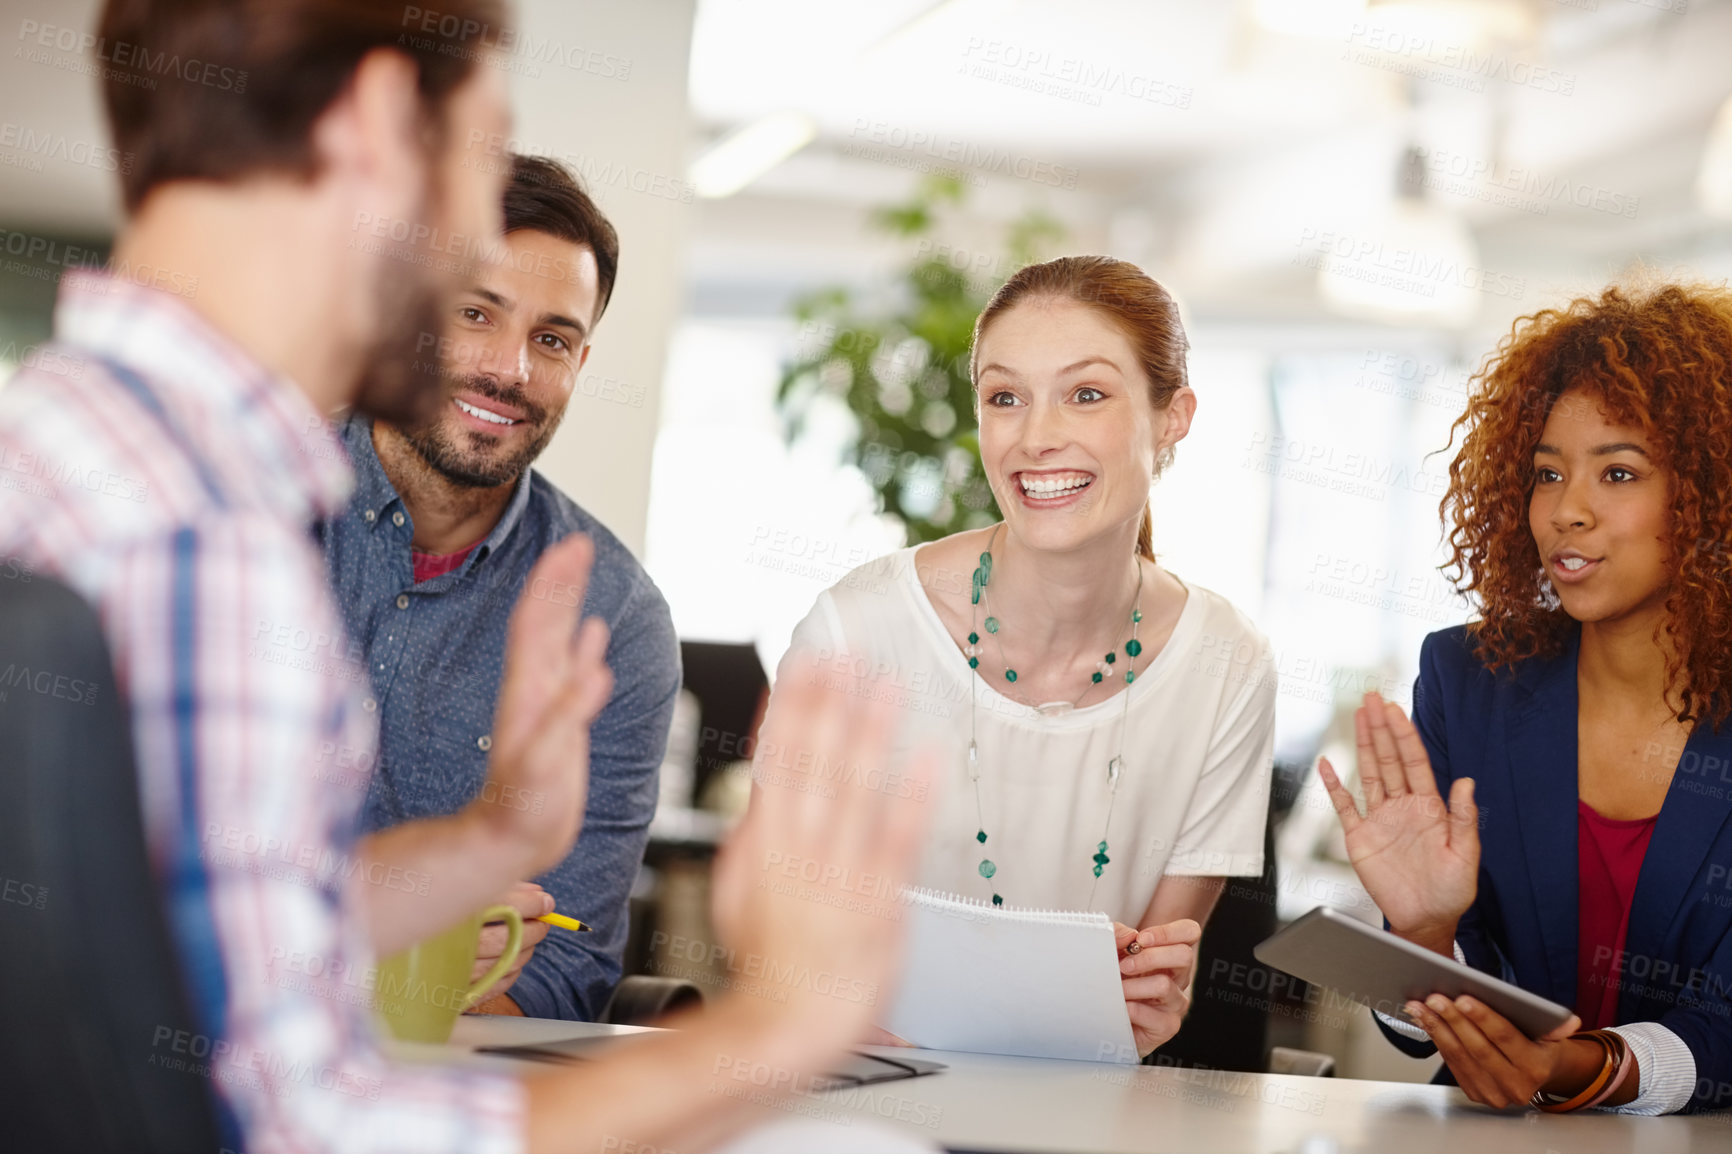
left=1377, top=625, right=1732, bottom=1112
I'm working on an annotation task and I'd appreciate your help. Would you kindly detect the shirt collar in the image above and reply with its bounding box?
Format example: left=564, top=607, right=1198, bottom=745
left=54, top=268, right=353, bottom=522
left=340, top=415, right=534, bottom=565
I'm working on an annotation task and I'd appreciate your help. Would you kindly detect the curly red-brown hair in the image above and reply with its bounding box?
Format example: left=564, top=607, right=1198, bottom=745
left=1442, top=279, right=1732, bottom=728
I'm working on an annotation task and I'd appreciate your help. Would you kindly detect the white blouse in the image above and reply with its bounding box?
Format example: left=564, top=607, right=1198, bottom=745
left=774, top=546, right=1277, bottom=924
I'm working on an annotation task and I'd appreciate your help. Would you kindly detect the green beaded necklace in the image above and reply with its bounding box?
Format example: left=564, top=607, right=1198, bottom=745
left=963, top=524, right=1143, bottom=908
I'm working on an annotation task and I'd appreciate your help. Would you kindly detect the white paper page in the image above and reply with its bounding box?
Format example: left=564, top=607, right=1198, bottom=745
left=883, top=888, right=1138, bottom=1063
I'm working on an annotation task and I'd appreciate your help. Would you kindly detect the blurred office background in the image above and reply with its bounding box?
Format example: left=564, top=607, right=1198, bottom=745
left=5, top=0, right=1731, bottom=1080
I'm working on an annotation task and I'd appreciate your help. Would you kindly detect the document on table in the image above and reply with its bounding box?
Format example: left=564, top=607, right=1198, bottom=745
left=883, top=887, right=1137, bottom=1064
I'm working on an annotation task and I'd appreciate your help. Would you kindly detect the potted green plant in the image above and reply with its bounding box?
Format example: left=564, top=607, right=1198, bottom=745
left=777, top=174, right=1064, bottom=543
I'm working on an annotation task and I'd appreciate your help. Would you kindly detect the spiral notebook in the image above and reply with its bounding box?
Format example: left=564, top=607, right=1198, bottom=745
left=883, top=887, right=1137, bottom=1064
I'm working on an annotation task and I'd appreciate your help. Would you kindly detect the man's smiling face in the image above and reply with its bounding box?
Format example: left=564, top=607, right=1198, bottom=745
left=400, top=227, right=602, bottom=487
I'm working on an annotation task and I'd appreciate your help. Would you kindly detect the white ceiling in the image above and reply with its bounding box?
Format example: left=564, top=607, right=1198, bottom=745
left=5, top=0, right=1732, bottom=333
left=682, top=0, right=1732, bottom=334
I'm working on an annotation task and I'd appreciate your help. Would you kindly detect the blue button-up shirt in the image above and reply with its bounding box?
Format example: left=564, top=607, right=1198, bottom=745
left=320, top=416, right=678, bottom=1020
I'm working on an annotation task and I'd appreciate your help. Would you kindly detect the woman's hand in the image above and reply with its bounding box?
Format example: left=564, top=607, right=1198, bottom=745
left=1318, top=692, right=1479, bottom=955
left=1114, top=919, right=1201, bottom=1057
left=1405, top=995, right=1595, bottom=1109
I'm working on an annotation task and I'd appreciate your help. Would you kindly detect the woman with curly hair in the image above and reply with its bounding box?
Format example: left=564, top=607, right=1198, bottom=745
left=1318, top=280, right=1732, bottom=1114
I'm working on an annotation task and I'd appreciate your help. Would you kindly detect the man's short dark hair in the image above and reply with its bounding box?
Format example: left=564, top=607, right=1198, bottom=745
left=99, top=0, right=508, bottom=213
left=503, top=154, right=620, bottom=322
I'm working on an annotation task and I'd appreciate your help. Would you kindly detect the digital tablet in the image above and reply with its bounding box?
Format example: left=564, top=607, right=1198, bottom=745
left=1254, top=905, right=1575, bottom=1039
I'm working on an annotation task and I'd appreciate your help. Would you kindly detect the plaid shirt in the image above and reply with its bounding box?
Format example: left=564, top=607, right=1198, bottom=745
left=0, top=271, right=524, bottom=1154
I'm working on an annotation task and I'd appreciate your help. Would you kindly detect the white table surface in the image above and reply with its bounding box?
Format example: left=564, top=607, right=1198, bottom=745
left=397, top=1016, right=1732, bottom=1154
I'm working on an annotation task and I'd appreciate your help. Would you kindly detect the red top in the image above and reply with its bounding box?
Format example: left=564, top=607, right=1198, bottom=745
left=411, top=542, right=478, bottom=584
left=1575, top=799, right=1659, bottom=1029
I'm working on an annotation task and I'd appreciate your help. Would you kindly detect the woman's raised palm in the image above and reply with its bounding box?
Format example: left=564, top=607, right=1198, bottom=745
left=1317, top=693, right=1480, bottom=949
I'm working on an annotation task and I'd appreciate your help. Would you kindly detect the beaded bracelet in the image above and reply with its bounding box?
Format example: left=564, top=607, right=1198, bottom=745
left=1531, top=1030, right=1628, bottom=1113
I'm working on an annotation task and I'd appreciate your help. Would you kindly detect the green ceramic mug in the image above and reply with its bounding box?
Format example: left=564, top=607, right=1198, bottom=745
left=375, top=904, right=523, bottom=1044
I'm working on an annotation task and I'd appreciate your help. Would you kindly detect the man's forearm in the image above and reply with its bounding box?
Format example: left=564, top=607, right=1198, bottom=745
left=525, top=999, right=849, bottom=1154
left=357, top=808, right=538, bottom=957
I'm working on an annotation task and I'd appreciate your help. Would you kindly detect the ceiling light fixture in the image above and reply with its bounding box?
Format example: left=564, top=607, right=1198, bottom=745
left=1316, top=146, right=1482, bottom=327
left=1252, top=0, right=1370, bottom=37
left=690, top=110, right=819, bottom=199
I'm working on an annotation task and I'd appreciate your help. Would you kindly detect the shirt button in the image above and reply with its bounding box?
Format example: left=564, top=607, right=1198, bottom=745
left=363, top=509, right=376, bottom=523
left=478, top=735, right=492, bottom=752
left=395, top=593, right=409, bottom=609
left=392, top=511, right=406, bottom=527
left=362, top=698, right=377, bottom=712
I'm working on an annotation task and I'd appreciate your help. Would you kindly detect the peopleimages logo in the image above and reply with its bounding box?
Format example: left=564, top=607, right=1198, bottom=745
left=0, top=229, right=198, bottom=299
left=0, top=442, right=151, bottom=504
left=650, top=932, right=880, bottom=1005
left=847, top=120, right=1079, bottom=190
left=958, top=36, right=1194, bottom=110
left=1410, top=147, right=1640, bottom=219
left=0, top=122, right=131, bottom=174
left=16, top=20, right=248, bottom=92
left=1294, top=228, right=1526, bottom=300
left=398, top=6, right=632, bottom=80
left=0, top=663, right=100, bottom=706
left=1342, top=24, right=1575, bottom=96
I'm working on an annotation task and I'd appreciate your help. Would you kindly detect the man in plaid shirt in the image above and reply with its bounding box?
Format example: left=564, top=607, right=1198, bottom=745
left=0, top=3, right=935, bottom=1153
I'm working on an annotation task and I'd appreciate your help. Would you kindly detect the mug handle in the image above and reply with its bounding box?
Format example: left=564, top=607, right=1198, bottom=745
left=462, top=904, right=524, bottom=1011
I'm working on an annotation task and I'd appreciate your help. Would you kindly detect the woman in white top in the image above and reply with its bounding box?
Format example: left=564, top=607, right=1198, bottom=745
left=769, top=255, right=1276, bottom=1057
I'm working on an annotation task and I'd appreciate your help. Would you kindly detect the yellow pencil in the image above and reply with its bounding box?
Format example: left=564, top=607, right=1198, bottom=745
left=536, top=912, right=592, bottom=933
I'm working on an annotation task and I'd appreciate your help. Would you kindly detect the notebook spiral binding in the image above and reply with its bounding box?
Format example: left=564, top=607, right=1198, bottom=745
left=901, top=885, right=1111, bottom=927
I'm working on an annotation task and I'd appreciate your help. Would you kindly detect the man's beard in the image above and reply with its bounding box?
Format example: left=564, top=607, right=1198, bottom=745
left=397, top=372, right=564, bottom=488
left=351, top=271, right=447, bottom=427
left=352, top=178, right=462, bottom=427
